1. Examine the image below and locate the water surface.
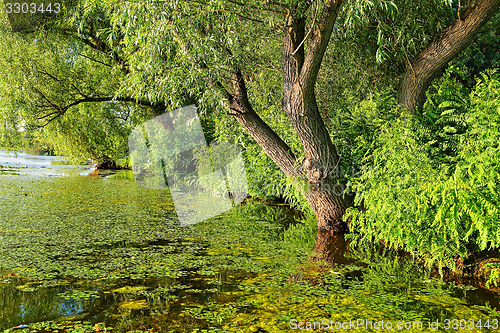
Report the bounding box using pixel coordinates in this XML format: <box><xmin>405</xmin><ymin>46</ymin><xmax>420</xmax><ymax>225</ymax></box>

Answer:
<box><xmin>1</xmin><ymin>152</ymin><xmax>500</xmax><ymax>332</ymax></box>
<box><xmin>0</xmin><ymin>149</ymin><xmax>94</xmax><ymax>176</ymax></box>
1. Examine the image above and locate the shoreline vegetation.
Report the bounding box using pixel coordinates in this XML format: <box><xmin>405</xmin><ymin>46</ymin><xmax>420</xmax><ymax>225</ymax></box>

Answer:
<box><xmin>4</xmin><ymin>164</ymin><xmax>499</xmax><ymax>301</ymax></box>
<box><xmin>1</xmin><ymin>0</ymin><xmax>500</xmax><ymax>331</ymax></box>
<box><xmin>0</xmin><ymin>161</ymin><xmax>500</xmax><ymax>293</ymax></box>
<box><xmin>2</xmin><ymin>148</ymin><xmax>500</xmax><ymax>293</ymax></box>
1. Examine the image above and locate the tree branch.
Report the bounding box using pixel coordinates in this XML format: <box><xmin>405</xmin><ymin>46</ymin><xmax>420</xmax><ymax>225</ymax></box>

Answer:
<box><xmin>36</xmin><ymin>70</ymin><xmax>89</xmax><ymax>99</ymax></box>
<box><xmin>299</xmin><ymin>0</ymin><xmax>344</xmax><ymax>97</ymax></box>
<box><xmin>78</xmin><ymin>53</ymin><xmax>113</xmax><ymax>68</ymax></box>
<box><xmin>398</xmin><ymin>0</ymin><xmax>500</xmax><ymax>113</ymax></box>
<box><xmin>229</xmin><ymin>69</ymin><xmax>301</xmax><ymax>177</ymax></box>
<box><xmin>68</xmin><ymin>32</ymin><xmax>130</xmax><ymax>74</ymax></box>
<box><xmin>35</xmin><ymin>94</ymin><xmax>164</xmax><ymax>127</ymax></box>
<box><xmin>224</xmin><ymin>0</ymin><xmax>288</xmax><ymax>15</ymax></box>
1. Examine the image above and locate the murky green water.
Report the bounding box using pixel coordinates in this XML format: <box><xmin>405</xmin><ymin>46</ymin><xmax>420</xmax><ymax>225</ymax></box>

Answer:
<box><xmin>1</xmin><ymin>167</ymin><xmax>500</xmax><ymax>332</ymax></box>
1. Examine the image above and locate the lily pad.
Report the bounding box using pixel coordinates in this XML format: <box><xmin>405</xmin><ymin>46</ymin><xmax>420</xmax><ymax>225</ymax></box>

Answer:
<box><xmin>15</xmin><ymin>284</ymin><xmax>35</xmax><ymax>292</ymax></box>
<box><xmin>112</xmin><ymin>286</ymin><xmax>148</xmax><ymax>294</ymax></box>
<box><xmin>119</xmin><ymin>299</ymin><xmax>148</xmax><ymax>310</ymax></box>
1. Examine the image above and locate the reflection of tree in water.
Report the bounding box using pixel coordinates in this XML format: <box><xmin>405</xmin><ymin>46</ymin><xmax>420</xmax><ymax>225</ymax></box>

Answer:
<box><xmin>289</xmin><ymin>231</ymin><xmax>356</xmax><ymax>283</ymax></box>
<box><xmin>295</xmin><ymin>232</ymin><xmax>500</xmax><ymax>312</ymax></box>
<box><xmin>309</xmin><ymin>231</ymin><xmax>356</xmax><ymax>265</ymax></box>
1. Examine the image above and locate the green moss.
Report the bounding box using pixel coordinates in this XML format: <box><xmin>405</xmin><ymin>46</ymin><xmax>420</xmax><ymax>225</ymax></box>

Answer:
<box><xmin>50</xmin><ymin>160</ymin><xmax>71</xmax><ymax>165</ymax></box>
<box><xmin>119</xmin><ymin>300</ymin><xmax>148</xmax><ymax>310</ymax></box>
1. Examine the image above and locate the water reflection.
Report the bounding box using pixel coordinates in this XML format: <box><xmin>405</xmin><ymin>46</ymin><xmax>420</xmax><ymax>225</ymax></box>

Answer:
<box><xmin>309</xmin><ymin>231</ymin><xmax>500</xmax><ymax>310</ymax></box>
<box><xmin>0</xmin><ymin>150</ymin><xmax>95</xmax><ymax>176</ymax></box>
<box><xmin>310</xmin><ymin>230</ymin><xmax>356</xmax><ymax>265</ymax></box>
<box><xmin>0</xmin><ymin>268</ymin><xmax>253</xmax><ymax>331</ymax></box>
<box><xmin>0</xmin><ymin>278</ymin><xmax>96</xmax><ymax>330</ymax></box>
<box><xmin>2</xmin><ymin>155</ymin><xmax>500</xmax><ymax>331</ymax></box>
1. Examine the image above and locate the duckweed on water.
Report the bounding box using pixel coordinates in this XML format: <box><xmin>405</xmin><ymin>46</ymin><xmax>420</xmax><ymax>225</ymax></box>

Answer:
<box><xmin>1</xmin><ymin>173</ymin><xmax>500</xmax><ymax>332</ymax></box>
<box><xmin>5</xmin><ymin>321</ymin><xmax>114</xmax><ymax>332</ymax></box>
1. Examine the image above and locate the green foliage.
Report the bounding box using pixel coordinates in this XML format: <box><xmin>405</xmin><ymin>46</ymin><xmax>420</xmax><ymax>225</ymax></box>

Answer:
<box><xmin>350</xmin><ymin>245</ymin><xmax>433</xmax><ymax>291</ymax></box>
<box><xmin>330</xmin><ymin>90</ymin><xmax>401</xmax><ymax>170</ymax></box>
<box><xmin>481</xmin><ymin>260</ymin><xmax>500</xmax><ymax>288</ymax></box>
<box><xmin>38</xmin><ymin>102</ymin><xmax>133</xmax><ymax>165</ymax></box>
<box><xmin>0</xmin><ymin>13</ymin><xmax>147</xmax><ymax>164</ymax></box>
<box><xmin>0</xmin><ymin>0</ymin><xmax>471</xmax><ymax>171</ymax></box>
<box><xmin>345</xmin><ymin>70</ymin><xmax>500</xmax><ymax>272</ymax></box>
<box><xmin>339</xmin><ymin>0</ymin><xmax>456</xmax><ymax>73</ymax></box>
<box><xmin>344</xmin><ymin>242</ymin><xmax>461</xmax><ymax>320</ymax></box>
<box><xmin>1</xmin><ymin>172</ymin><xmax>499</xmax><ymax>332</ymax></box>
<box><xmin>419</xmin><ymin>70</ymin><xmax>471</xmax><ymax>166</ymax></box>
<box><xmin>446</xmin><ymin>13</ymin><xmax>500</xmax><ymax>89</ymax></box>
<box><xmin>282</xmin><ymin>213</ymin><xmax>318</xmax><ymax>254</ymax></box>
<box><xmin>0</xmin><ymin>113</ymin><xmax>22</xmax><ymax>149</ymax></box>
<box><xmin>1</xmin><ymin>1</ymin><xmax>499</xmax><ymax>268</ymax></box>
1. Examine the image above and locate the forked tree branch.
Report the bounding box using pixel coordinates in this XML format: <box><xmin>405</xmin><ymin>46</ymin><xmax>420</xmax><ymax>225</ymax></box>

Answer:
<box><xmin>299</xmin><ymin>0</ymin><xmax>344</xmax><ymax>97</ymax></box>
<box><xmin>35</xmin><ymin>94</ymin><xmax>164</xmax><ymax>127</ymax></box>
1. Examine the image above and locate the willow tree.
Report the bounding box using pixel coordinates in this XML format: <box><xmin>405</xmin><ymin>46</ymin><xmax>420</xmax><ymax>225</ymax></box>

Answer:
<box><xmin>91</xmin><ymin>0</ymin><xmax>497</xmax><ymax>232</ymax></box>
<box><xmin>398</xmin><ymin>0</ymin><xmax>500</xmax><ymax>112</ymax></box>
<box><xmin>0</xmin><ymin>7</ymin><xmax>167</xmax><ymax>163</ymax></box>
<box><xmin>99</xmin><ymin>0</ymin><xmax>358</xmax><ymax>232</ymax></box>
<box><xmin>2</xmin><ymin>0</ymin><xmax>500</xmax><ymax>232</ymax></box>
<box><xmin>3</xmin><ymin>0</ymin><xmax>357</xmax><ymax>232</ymax></box>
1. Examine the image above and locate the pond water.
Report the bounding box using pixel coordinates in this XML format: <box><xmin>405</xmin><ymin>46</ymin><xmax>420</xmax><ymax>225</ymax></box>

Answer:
<box><xmin>1</xmin><ymin>152</ymin><xmax>500</xmax><ymax>332</ymax></box>
<box><xmin>0</xmin><ymin>150</ymin><xmax>95</xmax><ymax>176</ymax></box>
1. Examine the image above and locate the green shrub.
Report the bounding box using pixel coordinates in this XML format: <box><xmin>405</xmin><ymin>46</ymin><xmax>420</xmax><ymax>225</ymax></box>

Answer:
<box><xmin>282</xmin><ymin>213</ymin><xmax>318</xmax><ymax>254</ymax></box>
<box><xmin>345</xmin><ymin>70</ymin><xmax>500</xmax><ymax>272</ymax></box>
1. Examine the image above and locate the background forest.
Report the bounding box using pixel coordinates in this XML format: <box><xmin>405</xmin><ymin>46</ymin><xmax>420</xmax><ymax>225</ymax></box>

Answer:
<box><xmin>1</xmin><ymin>0</ymin><xmax>500</xmax><ymax>275</ymax></box>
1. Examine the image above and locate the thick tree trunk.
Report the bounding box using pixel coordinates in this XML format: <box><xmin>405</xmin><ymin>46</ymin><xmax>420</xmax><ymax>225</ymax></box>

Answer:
<box><xmin>305</xmin><ymin>184</ymin><xmax>353</xmax><ymax>233</ymax></box>
<box><xmin>309</xmin><ymin>231</ymin><xmax>354</xmax><ymax>265</ymax></box>
<box><xmin>281</xmin><ymin>0</ymin><xmax>352</xmax><ymax>233</ymax></box>
<box><xmin>227</xmin><ymin>69</ymin><xmax>352</xmax><ymax>232</ymax></box>
<box><xmin>398</xmin><ymin>0</ymin><xmax>500</xmax><ymax>113</ymax></box>
<box><xmin>215</xmin><ymin>0</ymin><xmax>352</xmax><ymax>233</ymax></box>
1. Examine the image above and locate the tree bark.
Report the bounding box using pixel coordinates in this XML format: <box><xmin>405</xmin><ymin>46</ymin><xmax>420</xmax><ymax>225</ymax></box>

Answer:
<box><xmin>398</xmin><ymin>0</ymin><xmax>500</xmax><ymax>113</ymax></box>
<box><xmin>228</xmin><ymin>70</ymin><xmax>301</xmax><ymax>178</ymax></box>
<box><xmin>309</xmin><ymin>230</ymin><xmax>354</xmax><ymax>265</ymax></box>
<box><xmin>212</xmin><ymin>0</ymin><xmax>352</xmax><ymax>233</ymax></box>
<box><xmin>281</xmin><ymin>0</ymin><xmax>352</xmax><ymax>233</ymax></box>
